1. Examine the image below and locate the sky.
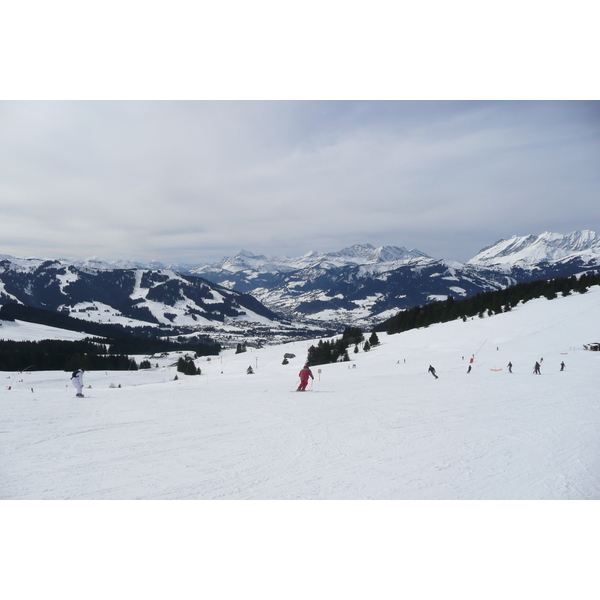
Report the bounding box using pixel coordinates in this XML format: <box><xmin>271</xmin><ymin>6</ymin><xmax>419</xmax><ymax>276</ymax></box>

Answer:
<box><xmin>1</xmin><ymin>100</ymin><xmax>599</xmax><ymax>265</ymax></box>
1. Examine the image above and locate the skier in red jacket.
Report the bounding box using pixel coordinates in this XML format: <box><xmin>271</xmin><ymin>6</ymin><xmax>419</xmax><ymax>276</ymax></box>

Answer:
<box><xmin>297</xmin><ymin>365</ymin><xmax>314</xmax><ymax>391</ymax></box>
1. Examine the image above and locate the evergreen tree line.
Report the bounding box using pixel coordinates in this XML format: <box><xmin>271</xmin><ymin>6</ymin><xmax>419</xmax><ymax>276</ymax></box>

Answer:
<box><xmin>105</xmin><ymin>336</ymin><xmax>220</xmax><ymax>357</ymax></box>
<box><xmin>306</xmin><ymin>328</ymin><xmax>380</xmax><ymax>366</ymax></box>
<box><xmin>376</xmin><ymin>271</ymin><xmax>600</xmax><ymax>336</ymax></box>
<box><xmin>0</xmin><ymin>339</ymin><xmax>139</xmax><ymax>372</ymax></box>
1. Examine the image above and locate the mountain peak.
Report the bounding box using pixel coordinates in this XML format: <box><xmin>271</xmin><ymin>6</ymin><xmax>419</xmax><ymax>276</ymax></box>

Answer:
<box><xmin>468</xmin><ymin>230</ymin><xmax>600</xmax><ymax>268</ymax></box>
<box><xmin>325</xmin><ymin>244</ymin><xmax>432</xmax><ymax>265</ymax></box>
<box><xmin>338</xmin><ymin>243</ymin><xmax>376</xmax><ymax>256</ymax></box>
<box><xmin>238</xmin><ymin>250</ymin><xmax>257</xmax><ymax>258</ymax></box>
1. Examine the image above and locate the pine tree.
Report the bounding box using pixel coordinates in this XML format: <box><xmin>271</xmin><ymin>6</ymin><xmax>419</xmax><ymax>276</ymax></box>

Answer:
<box><xmin>342</xmin><ymin>327</ymin><xmax>364</xmax><ymax>345</ymax></box>
<box><xmin>177</xmin><ymin>355</ymin><xmax>199</xmax><ymax>375</ymax></box>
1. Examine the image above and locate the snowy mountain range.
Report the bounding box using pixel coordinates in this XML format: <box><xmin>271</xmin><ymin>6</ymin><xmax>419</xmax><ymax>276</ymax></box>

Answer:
<box><xmin>190</xmin><ymin>231</ymin><xmax>600</xmax><ymax>325</ymax></box>
<box><xmin>0</xmin><ymin>259</ymin><xmax>280</xmax><ymax>330</ymax></box>
<box><xmin>1</xmin><ymin>231</ymin><xmax>599</xmax><ymax>332</ymax></box>
<box><xmin>191</xmin><ymin>244</ymin><xmax>431</xmax><ymax>279</ymax></box>
<box><xmin>468</xmin><ymin>230</ymin><xmax>600</xmax><ymax>268</ymax></box>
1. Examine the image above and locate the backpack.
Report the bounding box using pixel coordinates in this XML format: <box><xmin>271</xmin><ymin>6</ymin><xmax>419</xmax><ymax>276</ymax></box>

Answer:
<box><xmin>71</xmin><ymin>370</ymin><xmax>79</xmax><ymax>379</ymax></box>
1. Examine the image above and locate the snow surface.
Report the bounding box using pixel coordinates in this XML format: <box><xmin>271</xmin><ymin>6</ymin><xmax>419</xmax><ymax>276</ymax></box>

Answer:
<box><xmin>60</xmin><ymin>301</ymin><xmax>154</xmax><ymax>328</ymax></box>
<box><xmin>3</xmin><ymin>286</ymin><xmax>600</xmax><ymax>500</ymax></box>
<box><xmin>0</xmin><ymin>319</ymin><xmax>92</xmax><ymax>342</ymax></box>
<box><xmin>468</xmin><ymin>229</ymin><xmax>600</xmax><ymax>268</ymax></box>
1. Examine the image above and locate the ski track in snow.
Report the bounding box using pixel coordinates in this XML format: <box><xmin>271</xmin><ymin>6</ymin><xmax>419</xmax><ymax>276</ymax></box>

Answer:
<box><xmin>2</xmin><ymin>288</ymin><xmax>600</xmax><ymax>499</ymax></box>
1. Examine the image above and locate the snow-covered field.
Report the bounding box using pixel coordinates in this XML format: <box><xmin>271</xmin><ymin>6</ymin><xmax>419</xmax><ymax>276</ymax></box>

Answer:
<box><xmin>3</xmin><ymin>287</ymin><xmax>600</xmax><ymax>500</ymax></box>
<box><xmin>4</xmin><ymin>287</ymin><xmax>600</xmax><ymax>599</ymax></box>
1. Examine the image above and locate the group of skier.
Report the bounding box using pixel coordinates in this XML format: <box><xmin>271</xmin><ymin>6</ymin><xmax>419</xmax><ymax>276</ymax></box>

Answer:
<box><xmin>464</xmin><ymin>358</ymin><xmax>565</xmax><ymax>376</ymax></box>
<box><xmin>427</xmin><ymin>358</ymin><xmax>567</xmax><ymax>379</ymax></box>
<box><xmin>67</xmin><ymin>354</ymin><xmax>569</xmax><ymax>398</ymax></box>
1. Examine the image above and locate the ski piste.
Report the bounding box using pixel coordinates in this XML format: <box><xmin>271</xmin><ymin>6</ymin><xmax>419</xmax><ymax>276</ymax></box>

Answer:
<box><xmin>2</xmin><ymin>285</ymin><xmax>600</xmax><ymax>502</ymax></box>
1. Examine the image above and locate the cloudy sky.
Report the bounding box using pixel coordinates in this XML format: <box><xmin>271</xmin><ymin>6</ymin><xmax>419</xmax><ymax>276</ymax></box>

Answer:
<box><xmin>1</xmin><ymin>100</ymin><xmax>598</xmax><ymax>265</ymax></box>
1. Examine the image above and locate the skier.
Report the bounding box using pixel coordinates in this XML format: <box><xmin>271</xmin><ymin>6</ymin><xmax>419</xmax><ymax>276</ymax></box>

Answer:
<box><xmin>533</xmin><ymin>361</ymin><xmax>541</xmax><ymax>375</ymax></box>
<box><xmin>71</xmin><ymin>368</ymin><xmax>85</xmax><ymax>397</ymax></box>
<box><xmin>560</xmin><ymin>361</ymin><xmax>566</xmax><ymax>371</ymax></box>
<box><xmin>428</xmin><ymin>365</ymin><xmax>438</xmax><ymax>379</ymax></box>
<box><xmin>507</xmin><ymin>361</ymin><xmax>513</xmax><ymax>373</ymax></box>
<box><xmin>466</xmin><ymin>365</ymin><xmax>472</xmax><ymax>374</ymax></box>
<box><xmin>297</xmin><ymin>364</ymin><xmax>314</xmax><ymax>391</ymax></box>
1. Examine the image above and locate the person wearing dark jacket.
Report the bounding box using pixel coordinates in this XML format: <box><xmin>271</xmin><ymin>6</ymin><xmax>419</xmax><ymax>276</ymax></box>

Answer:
<box><xmin>428</xmin><ymin>365</ymin><xmax>438</xmax><ymax>379</ymax></box>
<box><xmin>297</xmin><ymin>365</ymin><xmax>314</xmax><ymax>391</ymax></box>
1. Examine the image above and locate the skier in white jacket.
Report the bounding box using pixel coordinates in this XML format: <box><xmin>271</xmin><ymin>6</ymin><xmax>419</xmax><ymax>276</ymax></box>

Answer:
<box><xmin>71</xmin><ymin>368</ymin><xmax>85</xmax><ymax>397</ymax></box>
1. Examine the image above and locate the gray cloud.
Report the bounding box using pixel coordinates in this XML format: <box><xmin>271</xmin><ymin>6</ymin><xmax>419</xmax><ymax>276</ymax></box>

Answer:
<box><xmin>1</xmin><ymin>101</ymin><xmax>598</xmax><ymax>263</ymax></box>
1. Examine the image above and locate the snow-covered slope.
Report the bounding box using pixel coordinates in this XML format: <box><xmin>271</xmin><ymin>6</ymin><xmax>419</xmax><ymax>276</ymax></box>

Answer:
<box><xmin>3</xmin><ymin>285</ymin><xmax>599</xmax><ymax>500</ymax></box>
<box><xmin>0</xmin><ymin>319</ymin><xmax>92</xmax><ymax>342</ymax></box>
<box><xmin>468</xmin><ymin>230</ymin><xmax>600</xmax><ymax>269</ymax></box>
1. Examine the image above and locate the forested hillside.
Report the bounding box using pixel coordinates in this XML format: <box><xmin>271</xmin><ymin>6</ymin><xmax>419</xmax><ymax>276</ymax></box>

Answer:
<box><xmin>0</xmin><ymin>303</ymin><xmax>221</xmax><ymax>371</ymax></box>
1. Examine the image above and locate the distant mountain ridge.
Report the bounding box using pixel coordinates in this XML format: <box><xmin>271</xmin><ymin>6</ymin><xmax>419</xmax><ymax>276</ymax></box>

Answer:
<box><xmin>190</xmin><ymin>232</ymin><xmax>600</xmax><ymax>325</ymax></box>
<box><xmin>0</xmin><ymin>259</ymin><xmax>280</xmax><ymax>330</ymax></box>
<box><xmin>1</xmin><ymin>231</ymin><xmax>599</xmax><ymax>331</ymax></box>
<box><xmin>0</xmin><ymin>254</ymin><xmax>199</xmax><ymax>274</ymax></box>
<box><xmin>192</xmin><ymin>243</ymin><xmax>431</xmax><ymax>277</ymax></box>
